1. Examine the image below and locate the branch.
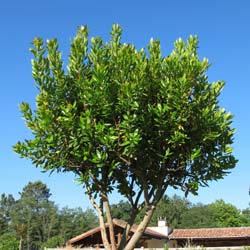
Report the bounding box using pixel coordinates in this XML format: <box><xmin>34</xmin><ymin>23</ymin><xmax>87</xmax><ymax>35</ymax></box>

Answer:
<box><xmin>102</xmin><ymin>194</ymin><xmax>117</xmax><ymax>250</ymax></box>
<box><xmin>86</xmin><ymin>184</ymin><xmax>111</xmax><ymax>250</ymax></box>
<box><xmin>118</xmin><ymin>155</ymin><xmax>131</xmax><ymax>165</ymax></box>
<box><xmin>134</xmin><ymin>188</ymin><xmax>143</xmax><ymax>208</ymax></box>
<box><xmin>85</xmin><ymin>184</ymin><xmax>102</xmax><ymax>217</ymax></box>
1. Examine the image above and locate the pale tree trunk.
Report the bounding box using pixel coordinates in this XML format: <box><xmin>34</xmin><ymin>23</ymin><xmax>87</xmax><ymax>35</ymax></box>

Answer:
<box><xmin>19</xmin><ymin>238</ymin><xmax>22</xmax><ymax>250</ymax></box>
<box><xmin>99</xmin><ymin>212</ymin><xmax>111</xmax><ymax>250</ymax></box>
<box><xmin>87</xmin><ymin>185</ymin><xmax>111</xmax><ymax>250</ymax></box>
<box><xmin>27</xmin><ymin>232</ymin><xmax>30</xmax><ymax>250</ymax></box>
<box><xmin>123</xmin><ymin>184</ymin><xmax>167</xmax><ymax>250</ymax></box>
<box><xmin>103</xmin><ymin>197</ymin><xmax>117</xmax><ymax>250</ymax></box>
<box><xmin>124</xmin><ymin>205</ymin><xmax>156</xmax><ymax>250</ymax></box>
<box><xmin>118</xmin><ymin>208</ymin><xmax>137</xmax><ymax>250</ymax></box>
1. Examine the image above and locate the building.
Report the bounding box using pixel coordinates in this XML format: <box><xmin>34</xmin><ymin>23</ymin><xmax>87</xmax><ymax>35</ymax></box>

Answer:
<box><xmin>169</xmin><ymin>227</ymin><xmax>250</xmax><ymax>247</ymax></box>
<box><xmin>66</xmin><ymin>219</ymin><xmax>169</xmax><ymax>249</ymax></box>
<box><xmin>66</xmin><ymin>219</ymin><xmax>250</xmax><ymax>249</ymax></box>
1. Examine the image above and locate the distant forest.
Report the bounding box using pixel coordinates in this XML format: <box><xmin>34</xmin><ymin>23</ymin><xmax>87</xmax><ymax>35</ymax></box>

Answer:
<box><xmin>1</xmin><ymin>181</ymin><xmax>250</xmax><ymax>250</ymax></box>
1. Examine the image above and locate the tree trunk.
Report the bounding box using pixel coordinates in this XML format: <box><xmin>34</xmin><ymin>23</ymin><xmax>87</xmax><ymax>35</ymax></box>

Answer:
<box><xmin>87</xmin><ymin>187</ymin><xmax>111</xmax><ymax>250</ymax></box>
<box><xmin>103</xmin><ymin>198</ymin><xmax>117</xmax><ymax>250</ymax></box>
<box><xmin>124</xmin><ymin>205</ymin><xmax>156</xmax><ymax>250</ymax></box>
<box><xmin>118</xmin><ymin>208</ymin><xmax>137</xmax><ymax>250</ymax></box>
<box><xmin>98</xmin><ymin>211</ymin><xmax>111</xmax><ymax>250</ymax></box>
<box><xmin>27</xmin><ymin>232</ymin><xmax>30</xmax><ymax>250</ymax></box>
<box><xmin>19</xmin><ymin>238</ymin><xmax>22</xmax><ymax>250</ymax></box>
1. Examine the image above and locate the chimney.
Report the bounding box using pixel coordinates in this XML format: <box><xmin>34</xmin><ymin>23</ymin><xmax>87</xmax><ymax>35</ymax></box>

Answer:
<box><xmin>158</xmin><ymin>217</ymin><xmax>167</xmax><ymax>227</ymax></box>
<box><xmin>148</xmin><ymin>217</ymin><xmax>172</xmax><ymax>236</ymax></box>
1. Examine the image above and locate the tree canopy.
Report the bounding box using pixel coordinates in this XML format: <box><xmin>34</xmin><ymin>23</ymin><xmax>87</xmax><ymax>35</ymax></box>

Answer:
<box><xmin>14</xmin><ymin>24</ymin><xmax>237</xmax><ymax>250</ymax></box>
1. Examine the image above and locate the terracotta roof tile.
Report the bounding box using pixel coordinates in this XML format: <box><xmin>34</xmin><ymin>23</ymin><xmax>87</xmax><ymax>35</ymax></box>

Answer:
<box><xmin>169</xmin><ymin>227</ymin><xmax>250</xmax><ymax>239</ymax></box>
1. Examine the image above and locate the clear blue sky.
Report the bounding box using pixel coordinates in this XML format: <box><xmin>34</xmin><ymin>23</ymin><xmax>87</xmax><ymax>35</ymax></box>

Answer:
<box><xmin>1</xmin><ymin>0</ymin><xmax>250</xmax><ymax>210</ymax></box>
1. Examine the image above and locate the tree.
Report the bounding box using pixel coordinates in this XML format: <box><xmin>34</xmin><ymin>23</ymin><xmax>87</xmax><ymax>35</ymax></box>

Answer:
<box><xmin>241</xmin><ymin>208</ymin><xmax>250</xmax><ymax>226</ymax></box>
<box><xmin>0</xmin><ymin>181</ymin><xmax>97</xmax><ymax>250</ymax></box>
<box><xmin>0</xmin><ymin>193</ymin><xmax>15</xmax><ymax>235</ymax></box>
<box><xmin>10</xmin><ymin>181</ymin><xmax>58</xmax><ymax>250</ymax></box>
<box><xmin>151</xmin><ymin>195</ymin><xmax>191</xmax><ymax>228</ymax></box>
<box><xmin>111</xmin><ymin>200</ymin><xmax>132</xmax><ymax>222</ymax></box>
<box><xmin>56</xmin><ymin>207</ymin><xmax>98</xmax><ymax>242</ymax></box>
<box><xmin>208</xmin><ymin>200</ymin><xmax>244</xmax><ymax>227</ymax></box>
<box><xmin>41</xmin><ymin>235</ymin><xmax>65</xmax><ymax>249</ymax></box>
<box><xmin>80</xmin><ymin>207</ymin><xmax>98</xmax><ymax>232</ymax></box>
<box><xmin>0</xmin><ymin>232</ymin><xmax>19</xmax><ymax>250</ymax></box>
<box><xmin>179</xmin><ymin>203</ymin><xmax>216</xmax><ymax>228</ymax></box>
<box><xmin>14</xmin><ymin>24</ymin><xmax>237</xmax><ymax>250</ymax></box>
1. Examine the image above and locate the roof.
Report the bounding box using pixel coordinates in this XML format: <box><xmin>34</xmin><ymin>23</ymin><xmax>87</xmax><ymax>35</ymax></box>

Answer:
<box><xmin>169</xmin><ymin>227</ymin><xmax>250</xmax><ymax>240</ymax></box>
<box><xmin>67</xmin><ymin>219</ymin><xmax>168</xmax><ymax>245</ymax></box>
<box><xmin>67</xmin><ymin>224</ymin><xmax>109</xmax><ymax>244</ymax></box>
<box><xmin>113</xmin><ymin>219</ymin><xmax>168</xmax><ymax>239</ymax></box>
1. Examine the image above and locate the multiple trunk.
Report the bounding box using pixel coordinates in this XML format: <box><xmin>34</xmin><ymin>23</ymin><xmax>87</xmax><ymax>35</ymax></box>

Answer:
<box><xmin>96</xmin><ymin>203</ymin><xmax>156</xmax><ymax>250</ymax></box>
<box><xmin>86</xmin><ymin>170</ymin><xmax>167</xmax><ymax>250</ymax></box>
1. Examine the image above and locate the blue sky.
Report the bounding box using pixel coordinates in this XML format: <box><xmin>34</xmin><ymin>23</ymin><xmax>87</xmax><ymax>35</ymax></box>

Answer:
<box><xmin>1</xmin><ymin>0</ymin><xmax>250</xmax><ymax>210</ymax></box>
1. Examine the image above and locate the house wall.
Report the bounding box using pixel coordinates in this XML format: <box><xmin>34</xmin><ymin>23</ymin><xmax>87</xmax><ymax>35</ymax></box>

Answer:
<box><xmin>45</xmin><ymin>247</ymin><xmax>248</xmax><ymax>250</ymax></box>
<box><xmin>168</xmin><ymin>239</ymin><xmax>178</xmax><ymax>248</ymax></box>
<box><xmin>145</xmin><ymin>238</ymin><xmax>167</xmax><ymax>248</ymax></box>
<box><xmin>171</xmin><ymin>238</ymin><xmax>250</xmax><ymax>247</ymax></box>
<box><xmin>169</xmin><ymin>247</ymin><xmax>247</xmax><ymax>250</ymax></box>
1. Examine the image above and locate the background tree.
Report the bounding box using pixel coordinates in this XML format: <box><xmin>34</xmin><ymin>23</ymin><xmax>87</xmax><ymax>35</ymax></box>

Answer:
<box><xmin>14</xmin><ymin>24</ymin><xmax>237</xmax><ymax>250</ymax></box>
<box><xmin>241</xmin><ymin>208</ymin><xmax>250</xmax><ymax>226</ymax></box>
<box><xmin>0</xmin><ymin>193</ymin><xmax>15</xmax><ymax>235</ymax></box>
<box><xmin>10</xmin><ymin>181</ymin><xmax>58</xmax><ymax>250</ymax></box>
<box><xmin>0</xmin><ymin>232</ymin><xmax>19</xmax><ymax>250</ymax></box>
<box><xmin>151</xmin><ymin>195</ymin><xmax>191</xmax><ymax>228</ymax></box>
<box><xmin>41</xmin><ymin>235</ymin><xmax>65</xmax><ymax>249</ymax></box>
<box><xmin>56</xmin><ymin>207</ymin><xmax>98</xmax><ymax>242</ymax></box>
<box><xmin>208</xmin><ymin>200</ymin><xmax>245</xmax><ymax>227</ymax></box>
<box><xmin>0</xmin><ymin>181</ymin><xmax>98</xmax><ymax>250</ymax></box>
<box><xmin>179</xmin><ymin>203</ymin><xmax>215</xmax><ymax>228</ymax></box>
<box><xmin>106</xmin><ymin>196</ymin><xmax>250</xmax><ymax>229</ymax></box>
<box><xmin>110</xmin><ymin>200</ymin><xmax>132</xmax><ymax>222</ymax></box>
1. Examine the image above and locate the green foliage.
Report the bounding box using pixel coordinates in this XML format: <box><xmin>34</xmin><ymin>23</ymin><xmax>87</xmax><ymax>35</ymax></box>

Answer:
<box><xmin>151</xmin><ymin>195</ymin><xmax>191</xmax><ymax>227</ymax></box>
<box><xmin>179</xmin><ymin>203</ymin><xmax>216</xmax><ymax>228</ymax></box>
<box><xmin>110</xmin><ymin>200</ymin><xmax>132</xmax><ymax>221</ymax></box>
<box><xmin>10</xmin><ymin>181</ymin><xmax>57</xmax><ymax>250</ymax></box>
<box><xmin>1</xmin><ymin>181</ymin><xmax>98</xmax><ymax>250</ymax></box>
<box><xmin>112</xmin><ymin>195</ymin><xmax>249</xmax><ymax>229</ymax></box>
<box><xmin>41</xmin><ymin>235</ymin><xmax>64</xmax><ymax>248</ymax></box>
<box><xmin>241</xmin><ymin>208</ymin><xmax>250</xmax><ymax>226</ymax></box>
<box><xmin>57</xmin><ymin>207</ymin><xmax>98</xmax><ymax>242</ymax></box>
<box><xmin>154</xmin><ymin>197</ymin><xmax>248</xmax><ymax>228</ymax></box>
<box><xmin>0</xmin><ymin>193</ymin><xmax>15</xmax><ymax>234</ymax></box>
<box><xmin>208</xmin><ymin>199</ymin><xmax>245</xmax><ymax>227</ymax></box>
<box><xmin>0</xmin><ymin>232</ymin><xmax>19</xmax><ymax>250</ymax></box>
<box><xmin>14</xmin><ymin>24</ymin><xmax>236</xmax><ymax>200</ymax></box>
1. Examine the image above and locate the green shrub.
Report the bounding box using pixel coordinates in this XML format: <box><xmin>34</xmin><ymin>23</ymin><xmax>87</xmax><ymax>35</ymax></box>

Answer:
<box><xmin>0</xmin><ymin>232</ymin><xmax>19</xmax><ymax>250</ymax></box>
<box><xmin>41</xmin><ymin>235</ymin><xmax>65</xmax><ymax>249</ymax></box>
